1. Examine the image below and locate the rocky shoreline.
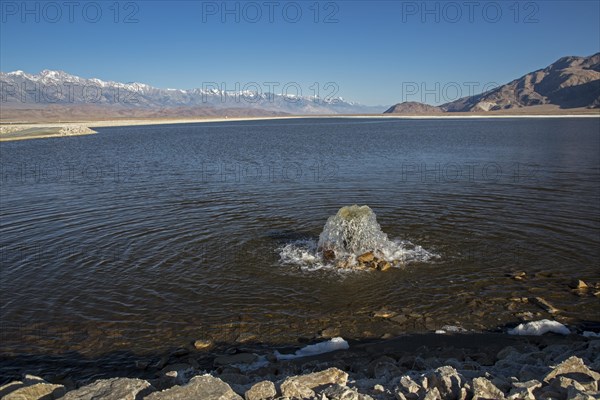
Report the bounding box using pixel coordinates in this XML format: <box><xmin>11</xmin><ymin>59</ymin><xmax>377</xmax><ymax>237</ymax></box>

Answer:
<box><xmin>1</xmin><ymin>331</ymin><xmax>598</xmax><ymax>400</ymax></box>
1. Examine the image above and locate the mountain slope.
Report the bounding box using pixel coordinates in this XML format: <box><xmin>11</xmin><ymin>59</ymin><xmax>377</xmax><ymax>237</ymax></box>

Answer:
<box><xmin>385</xmin><ymin>53</ymin><xmax>600</xmax><ymax>114</ymax></box>
<box><xmin>442</xmin><ymin>53</ymin><xmax>600</xmax><ymax>112</ymax></box>
<box><xmin>0</xmin><ymin>70</ymin><xmax>386</xmax><ymax>115</ymax></box>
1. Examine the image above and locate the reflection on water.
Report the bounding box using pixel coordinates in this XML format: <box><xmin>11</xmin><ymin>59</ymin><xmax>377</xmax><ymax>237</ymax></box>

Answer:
<box><xmin>0</xmin><ymin>118</ymin><xmax>599</xmax><ymax>360</ymax></box>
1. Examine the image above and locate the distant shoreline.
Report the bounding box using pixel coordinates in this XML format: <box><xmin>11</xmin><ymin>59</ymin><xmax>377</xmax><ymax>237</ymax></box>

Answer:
<box><xmin>1</xmin><ymin>113</ymin><xmax>598</xmax><ymax>142</ymax></box>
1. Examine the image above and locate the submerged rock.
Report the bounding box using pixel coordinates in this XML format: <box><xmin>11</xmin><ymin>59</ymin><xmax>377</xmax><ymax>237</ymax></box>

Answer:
<box><xmin>530</xmin><ymin>297</ymin><xmax>560</xmax><ymax>314</ymax></box>
<box><xmin>569</xmin><ymin>279</ymin><xmax>589</xmax><ymax>290</ymax></box>
<box><xmin>193</xmin><ymin>339</ymin><xmax>214</xmax><ymax>351</ymax></box>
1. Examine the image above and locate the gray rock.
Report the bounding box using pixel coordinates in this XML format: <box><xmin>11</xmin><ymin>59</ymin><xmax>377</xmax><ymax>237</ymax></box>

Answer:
<box><xmin>529</xmin><ymin>297</ymin><xmax>560</xmax><ymax>314</ymax></box>
<box><xmin>566</xmin><ymin>386</ymin><xmax>597</xmax><ymax>400</ymax></box>
<box><xmin>544</xmin><ymin>356</ymin><xmax>600</xmax><ymax>383</ymax></box>
<box><xmin>541</xmin><ymin>344</ymin><xmax>572</xmax><ymax>364</ymax></box>
<box><xmin>0</xmin><ymin>381</ymin><xmax>25</xmax><ymax>398</ymax></box>
<box><xmin>422</xmin><ymin>387</ymin><xmax>441</xmax><ymax>400</ymax></box>
<box><xmin>472</xmin><ymin>377</ymin><xmax>506</xmax><ymax>400</ymax></box>
<box><xmin>550</xmin><ymin>376</ymin><xmax>586</xmax><ymax>395</ymax></box>
<box><xmin>60</xmin><ymin>378</ymin><xmax>152</xmax><ymax>400</ymax></box>
<box><xmin>518</xmin><ymin>364</ymin><xmax>549</xmax><ymax>382</ymax></box>
<box><xmin>280</xmin><ymin>367</ymin><xmax>348</xmax><ymax>399</ymax></box>
<box><xmin>2</xmin><ymin>383</ymin><xmax>65</xmax><ymax>400</ymax></box>
<box><xmin>425</xmin><ymin>366</ymin><xmax>464</xmax><ymax>399</ymax></box>
<box><xmin>394</xmin><ymin>375</ymin><xmax>421</xmax><ymax>400</ymax></box>
<box><xmin>244</xmin><ymin>380</ymin><xmax>276</xmax><ymax>400</ymax></box>
<box><xmin>146</xmin><ymin>375</ymin><xmax>242</xmax><ymax>400</ymax></box>
<box><xmin>193</xmin><ymin>339</ymin><xmax>214</xmax><ymax>350</ymax></box>
<box><xmin>507</xmin><ymin>380</ymin><xmax>541</xmax><ymax>400</ymax></box>
<box><xmin>490</xmin><ymin>376</ymin><xmax>512</xmax><ymax>394</ymax></box>
<box><xmin>320</xmin><ymin>384</ymin><xmax>374</xmax><ymax>400</ymax></box>
<box><xmin>494</xmin><ymin>360</ymin><xmax>523</xmax><ymax>377</ymax></box>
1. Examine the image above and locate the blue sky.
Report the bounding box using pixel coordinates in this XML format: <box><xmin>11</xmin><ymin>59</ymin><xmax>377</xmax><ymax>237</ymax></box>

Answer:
<box><xmin>1</xmin><ymin>0</ymin><xmax>599</xmax><ymax>105</ymax></box>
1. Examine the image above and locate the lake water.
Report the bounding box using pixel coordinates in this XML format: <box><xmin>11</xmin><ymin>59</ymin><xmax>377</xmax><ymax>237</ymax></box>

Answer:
<box><xmin>1</xmin><ymin>118</ymin><xmax>599</xmax><ymax>371</ymax></box>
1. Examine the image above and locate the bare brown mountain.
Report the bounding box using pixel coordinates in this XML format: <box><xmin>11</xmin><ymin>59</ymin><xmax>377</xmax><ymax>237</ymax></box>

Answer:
<box><xmin>385</xmin><ymin>53</ymin><xmax>600</xmax><ymax>114</ymax></box>
<box><xmin>383</xmin><ymin>102</ymin><xmax>442</xmax><ymax>114</ymax></box>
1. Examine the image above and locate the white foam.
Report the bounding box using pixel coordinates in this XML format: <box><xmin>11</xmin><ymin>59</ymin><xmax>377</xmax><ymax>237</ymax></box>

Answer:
<box><xmin>508</xmin><ymin>319</ymin><xmax>570</xmax><ymax>336</ymax></box>
<box><xmin>275</xmin><ymin>337</ymin><xmax>350</xmax><ymax>360</ymax></box>
<box><xmin>277</xmin><ymin>238</ymin><xmax>436</xmax><ymax>272</ymax></box>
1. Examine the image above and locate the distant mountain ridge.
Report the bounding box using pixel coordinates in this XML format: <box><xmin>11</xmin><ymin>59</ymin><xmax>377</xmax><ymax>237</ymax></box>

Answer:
<box><xmin>385</xmin><ymin>53</ymin><xmax>600</xmax><ymax>114</ymax></box>
<box><xmin>0</xmin><ymin>70</ymin><xmax>385</xmax><ymax>115</ymax></box>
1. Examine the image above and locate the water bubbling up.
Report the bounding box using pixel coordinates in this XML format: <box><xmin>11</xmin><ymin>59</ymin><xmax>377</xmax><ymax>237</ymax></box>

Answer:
<box><xmin>278</xmin><ymin>205</ymin><xmax>436</xmax><ymax>271</ymax></box>
<box><xmin>318</xmin><ymin>205</ymin><xmax>391</xmax><ymax>258</ymax></box>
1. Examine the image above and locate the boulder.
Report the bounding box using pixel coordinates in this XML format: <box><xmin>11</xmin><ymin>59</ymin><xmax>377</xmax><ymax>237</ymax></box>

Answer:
<box><xmin>543</xmin><ymin>356</ymin><xmax>600</xmax><ymax>383</ymax></box>
<box><xmin>60</xmin><ymin>378</ymin><xmax>153</xmax><ymax>400</ymax></box>
<box><xmin>519</xmin><ymin>364</ymin><xmax>550</xmax><ymax>382</ymax></box>
<box><xmin>244</xmin><ymin>381</ymin><xmax>276</xmax><ymax>400</ymax></box>
<box><xmin>422</xmin><ymin>387</ymin><xmax>442</xmax><ymax>400</ymax></box>
<box><xmin>0</xmin><ymin>381</ymin><xmax>25</xmax><ymax>398</ymax></box>
<box><xmin>507</xmin><ymin>380</ymin><xmax>541</xmax><ymax>400</ymax></box>
<box><xmin>549</xmin><ymin>376</ymin><xmax>587</xmax><ymax>396</ymax></box>
<box><xmin>377</xmin><ymin>260</ymin><xmax>392</xmax><ymax>271</ymax></box>
<box><xmin>2</xmin><ymin>383</ymin><xmax>66</xmax><ymax>400</ymax></box>
<box><xmin>472</xmin><ymin>377</ymin><xmax>506</xmax><ymax>400</ymax></box>
<box><xmin>529</xmin><ymin>297</ymin><xmax>560</xmax><ymax>314</ymax></box>
<box><xmin>372</xmin><ymin>308</ymin><xmax>397</xmax><ymax>319</ymax></box>
<box><xmin>357</xmin><ymin>252</ymin><xmax>375</xmax><ymax>263</ymax></box>
<box><xmin>395</xmin><ymin>375</ymin><xmax>422</xmax><ymax>400</ymax></box>
<box><xmin>425</xmin><ymin>366</ymin><xmax>464</xmax><ymax>399</ymax></box>
<box><xmin>280</xmin><ymin>367</ymin><xmax>348</xmax><ymax>399</ymax></box>
<box><xmin>320</xmin><ymin>384</ymin><xmax>374</xmax><ymax>400</ymax></box>
<box><xmin>569</xmin><ymin>280</ymin><xmax>589</xmax><ymax>289</ymax></box>
<box><xmin>146</xmin><ymin>375</ymin><xmax>242</xmax><ymax>400</ymax></box>
<box><xmin>193</xmin><ymin>339</ymin><xmax>214</xmax><ymax>350</ymax></box>
<box><xmin>567</xmin><ymin>386</ymin><xmax>597</xmax><ymax>400</ymax></box>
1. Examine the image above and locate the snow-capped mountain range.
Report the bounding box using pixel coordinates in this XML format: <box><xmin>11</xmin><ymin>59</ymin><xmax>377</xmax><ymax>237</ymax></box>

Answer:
<box><xmin>0</xmin><ymin>70</ymin><xmax>385</xmax><ymax>114</ymax></box>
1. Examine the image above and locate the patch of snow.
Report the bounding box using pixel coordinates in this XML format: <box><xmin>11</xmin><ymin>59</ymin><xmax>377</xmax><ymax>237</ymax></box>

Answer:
<box><xmin>275</xmin><ymin>337</ymin><xmax>349</xmax><ymax>360</ymax></box>
<box><xmin>508</xmin><ymin>319</ymin><xmax>570</xmax><ymax>336</ymax></box>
